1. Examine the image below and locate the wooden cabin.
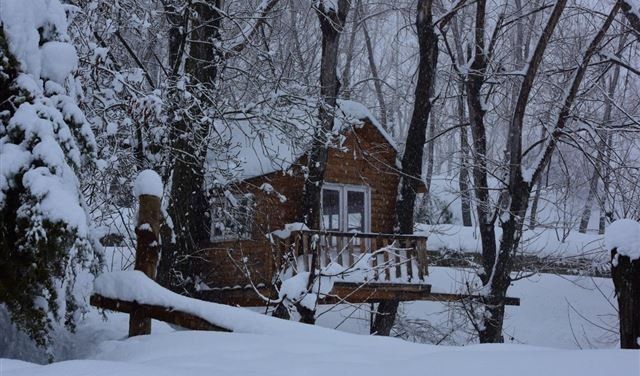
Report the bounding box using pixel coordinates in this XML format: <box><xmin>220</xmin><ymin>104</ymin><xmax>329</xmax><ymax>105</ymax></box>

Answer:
<box><xmin>195</xmin><ymin>101</ymin><xmax>432</xmax><ymax>306</ymax></box>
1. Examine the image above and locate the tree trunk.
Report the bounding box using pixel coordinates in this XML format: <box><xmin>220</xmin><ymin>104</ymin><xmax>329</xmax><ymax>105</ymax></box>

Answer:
<box><xmin>611</xmin><ymin>248</ymin><xmax>640</xmax><ymax>349</ymax></box>
<box><xmin>298</xmin><ymin>0</ymin><xmax>350</xmax><ymax>325</ymax></box>
<box><xmin>581</xmin><ymin>52</ymin><xmax>623</xmax><ymax>233</ymax></box>
<box><xmin>340</xmin><ymin>0</ymin><xmax>360</xmax><ymax>99</ymax></box>
<box><xmin>372</xmin><ymin>0</ymin><xmax>439</xmax><ymax>337</ymax></box>
<box><xmin>361</xmin><ymin>7</ymin><xmax>389</xmax><ymax>130</ymax></box>
<box><xmin>457</xmin><ymin>84</ymin><xmax>472</xmax><ymax>227</ymax></box>
<box><xmin>394</xmin><ymin>0</ymin><xmax>438</xmax><ymax>235</ymax></box>
<box><xmin>467</xmin><ymin>0</ymin><xmax>570</xmax><ymax>342</ymax></box>
<box><xmin>528</xmin><ymin>181</ymin><xmax>542</xmax><ymax>230</ymax></box>
<box><xmin>579</xmin><ymin>168</ymin><xmax>598</xmax><ymax>233</ymax></box>
<box><xmin>451</xmin><ymin>16</ymin><xmax>472</xmax><ymax>227</ymax></box>
<box><xmin>158</xmin><ymin>2</ymin><xmax>222</xmax><ymax>292</ymax></box>
<box><xmin>371</xmin><ymin>301</ymin><xmax>399</xmax><ymax>336</ymax></box>
<box><xmin>300</xmin><ymin>0</ymin><xmax>349</xmax><ymax>230</ymax></box>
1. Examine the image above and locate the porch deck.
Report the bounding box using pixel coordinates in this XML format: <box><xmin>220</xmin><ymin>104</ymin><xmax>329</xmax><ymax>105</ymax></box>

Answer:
<box><xmin>202</xmin><ymin>229</ymin><xmax>519</xmax><ymax>306</ymax></box>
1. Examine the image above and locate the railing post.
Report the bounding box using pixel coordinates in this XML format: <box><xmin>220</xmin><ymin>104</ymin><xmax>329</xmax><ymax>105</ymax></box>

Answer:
<box><xmin>129</xmin><ymin>170</ymin><xmax>163</xmax><ymax>337</ymax></box>
<box><xmin>406</xmin><ymin>238</ymin><xmax>415</xmax><ymax>282</ymax></box>
<box><xmin>416</xmin><ymin>239</ymin><xmax>428</xmax><ymax>281</ymax></box>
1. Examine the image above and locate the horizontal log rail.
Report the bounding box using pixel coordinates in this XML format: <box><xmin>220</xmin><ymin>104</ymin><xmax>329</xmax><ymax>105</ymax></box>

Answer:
<box><xmin>276</xmin><ymin>230</ymin><xmax>429</xmax><ymax>284</ymax></box>
<box><xmin>90</xmin><ymin>294</ymin><xmax>232</xmax><ymax>332</ymax></box>
<box><xmin>297</xmin><ymin>230</ymin><xmax>429</xmax><ymax>240</ymax></box>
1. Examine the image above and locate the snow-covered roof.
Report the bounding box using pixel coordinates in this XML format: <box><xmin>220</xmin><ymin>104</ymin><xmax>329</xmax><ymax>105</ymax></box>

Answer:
<box><xmin>206</xmin><ymin>100</ymin><xmax>396</xmax><ymax>185</ymax></box>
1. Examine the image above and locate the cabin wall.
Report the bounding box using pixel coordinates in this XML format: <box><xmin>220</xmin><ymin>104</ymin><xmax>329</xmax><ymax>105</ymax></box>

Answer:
<box><xmin>323</xmin><ymin>123</ymin><xmax>399</xmax><ymax>233</ymax></box>
<box><xmin>202</xmin><ymin>121</ymin><xmax>400</xmax><ymax>290</ymax></box>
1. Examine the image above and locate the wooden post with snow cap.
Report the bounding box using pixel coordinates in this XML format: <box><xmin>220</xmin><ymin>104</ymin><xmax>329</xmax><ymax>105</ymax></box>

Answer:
<box><xmin>605</xmin><ymin>219</ymin><xmax>640</xmax><ymax>349</ymax></box>
<box><xmin>129</xmin><ymin>169</ymin><xmax>163</xmax><ymax>337</ymax></box>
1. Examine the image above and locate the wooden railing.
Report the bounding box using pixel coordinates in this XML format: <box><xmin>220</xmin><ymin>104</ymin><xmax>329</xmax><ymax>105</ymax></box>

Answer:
<box><xmin>276</xmin><ymin>230</ymin><xmax>428</xmax><ymax>284</ymax></box>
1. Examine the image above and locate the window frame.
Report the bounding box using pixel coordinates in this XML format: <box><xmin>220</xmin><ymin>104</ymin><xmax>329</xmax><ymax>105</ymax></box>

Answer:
<box><xmin>320</xmin><ymin>183</ymin><xmax>371</xmax><ymax>233</ymax></box>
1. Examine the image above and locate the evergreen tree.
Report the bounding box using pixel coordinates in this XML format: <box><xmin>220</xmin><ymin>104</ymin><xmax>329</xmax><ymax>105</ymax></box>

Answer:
<box><xmin>0</xmin><ymin>0</ymin><xmax>101</xmax><ymax>353</ymax></box>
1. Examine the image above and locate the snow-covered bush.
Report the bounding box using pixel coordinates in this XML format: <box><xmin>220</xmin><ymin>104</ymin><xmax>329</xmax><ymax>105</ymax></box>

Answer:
<box><xmin>0</xmin><ymin>0</ymin><xmax>101</xmax><ymax>354</ymax></box>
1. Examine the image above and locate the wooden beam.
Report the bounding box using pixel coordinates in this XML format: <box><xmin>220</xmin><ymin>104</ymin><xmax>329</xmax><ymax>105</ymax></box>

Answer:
<box><xmin>427</xmin><ymin>292</ymin><xmax>520</xmax><ymax>306</ymax></box>
<box><xmin>90</xmin><ymin>294</ymin><xmax>232</xmax><ymax>332</ymax></box>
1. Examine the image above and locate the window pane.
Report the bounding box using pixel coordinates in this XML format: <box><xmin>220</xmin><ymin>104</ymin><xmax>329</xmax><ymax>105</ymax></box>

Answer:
<box><xmin>347</xmin><ymin>191</ymin><xmax>365</xmax><ymax>232</ymax></box>
<box><xmin>210</xmin><ymin>192</ymin><xmax>254</xmax><ymax>240</ymax></box>
<box><xmin>322</xmin><ymin>189</ymin><xmax>340</xmax><ymax>230</ymax></box>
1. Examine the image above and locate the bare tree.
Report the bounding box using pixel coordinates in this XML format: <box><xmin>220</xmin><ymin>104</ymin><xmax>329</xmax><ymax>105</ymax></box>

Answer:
<box><xmin>372</xmin><ymin>0</ymin><xmax>463</xmax><ymax>336</ymax></box>
<box><xmin>460</xmin><ymin>0</ymin><xmax>622</xmax><ymax>342</ymax></box>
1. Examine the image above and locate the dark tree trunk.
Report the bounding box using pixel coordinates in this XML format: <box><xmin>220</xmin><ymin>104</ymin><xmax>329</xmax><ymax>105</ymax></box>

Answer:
<box><xmin>465</xmin><ymin>0</ymin><xmax>500</xmax><ymax>293</ymax></box>
<box><xmin>372</xmin><ymin>0</ymin><xmax>439</xmax><ymax>337</ymax></box>
<box><xmin>157</xmin><ymin>2</ymin><xmax>223</xmax><ymax>292</ymax></box>
<box><xmin>340</xmin><ymin>0</ymin><xmax>360</xmax><ymax>99</ymax></box>
<box><xmin>466</xmin><ymin>0</ymin><xmax>570</xmax><ymax>342</ymax></box>
<box><xmin>394</xmin><ymin>0</ymin><xmax>438</xmax><ymax>236</ymax></box>
<box><xmin>457</xmin><ymin>86</ymin><xmax>472</xmax><ymax>227</ymax></box>
<box><xmin>371</xmin><ymin>301</ymin><xmax>400</xmax><ymax>336</ymax></box>
<box><xmin>299</xmin><ymin>0</ymin><xmax>349</xmax><ymax>230</ymax></box>
<box><xmin>297</xmin><ymin>0</ymin><xmax>350</xmax><ymax>325</ymax></box>
<box><xmin>610</xmin><ymin>248</ymin><xmax>640</xmax><ymax>349</ymax></box>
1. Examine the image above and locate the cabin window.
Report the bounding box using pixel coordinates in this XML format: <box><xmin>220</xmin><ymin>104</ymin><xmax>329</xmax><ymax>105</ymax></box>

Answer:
<box><xmin>210</xmin><ymin>192</ymin><xmax>254</xmax><ymax>241</ymax></box>
<box><xmin>321</xmin><ymin>184</ymin><xmax>370</xmax><ymax>233</ymax></box>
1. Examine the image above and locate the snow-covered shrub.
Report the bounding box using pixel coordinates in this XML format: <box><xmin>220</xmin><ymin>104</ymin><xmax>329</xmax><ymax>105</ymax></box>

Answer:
<box><xmin>0</xmin><ymin>0</ymin><xmax>101</xmax><ymax>354</ymax></box>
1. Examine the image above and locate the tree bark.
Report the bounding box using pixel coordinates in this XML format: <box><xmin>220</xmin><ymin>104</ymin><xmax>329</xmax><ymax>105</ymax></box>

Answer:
<box><xmin>373</xmin><ymin>0</ymin><xmax>439</xmax><ymax>337</ymax></box>
<box><xmin>451</xmin><ymin>18</ymin><xmax>472</xmax><ymax>227</ymax></box>
<box><xmin>610</xmin><ymin>248</ymin><xmax>640</xmax><ymax>349</ymax></box>
<box><xmin>299</xmin><ymin>0</ymin><xmax>350</xmax><ymax>230</ymax></box>
<box><xmin>466</xmin><ymin>0</ymin><xmax>570</xmax><ymax>342</ymax></box>
<box><xmin>395</xmin><ymin>0</ymin><xmax>438</xmax><ymax>235</ymax></box>
<box><xmin>361</xmin><ymin>6</ymin><xmax>389</xmax><ymax>130</ymax></box>
<box><xmin>298</xmin><ymin>0</ymin><xmax>350</xmax><ymax>325</ymax></box>
<box><xmin>158</xmin><ymin>2</ymin><xmax>223</xmax><ymax>293</ymax></box>
<box><xmin>341</xmin><ymin>0</ymin><xmax>360</xmax><ymax>99</ymax></box>
<box><xmin>371</xmin><ymin>300</ymin><xmax>399</xmax><ymax>336</ymax></box>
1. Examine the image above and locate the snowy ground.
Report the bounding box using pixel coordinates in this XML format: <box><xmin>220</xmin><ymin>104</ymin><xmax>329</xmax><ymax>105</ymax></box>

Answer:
<box><xmin>2</xmin><ymin>330</ymin><xmax>637</xmax><ymax>376</ymax></box>
<box><xmin>1</xmin><ymin>225</ymin><xmax>635</xmax><ymax>374</ymax></box>
<box><xmin>417</xmin><ymin>224</ymin><xmax>605</xmax><ymax>258</ymax></box>
<box><xmin>3</xmin><ymin>267</ymin><xmax>637</xmax><ymax>375</ymax></box>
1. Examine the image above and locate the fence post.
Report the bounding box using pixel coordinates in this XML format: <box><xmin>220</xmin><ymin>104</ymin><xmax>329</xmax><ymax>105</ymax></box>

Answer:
<box><xmin>129</xmin><ymin>170</ymin><xmax>163</xmax><ymax>337</ymax></box>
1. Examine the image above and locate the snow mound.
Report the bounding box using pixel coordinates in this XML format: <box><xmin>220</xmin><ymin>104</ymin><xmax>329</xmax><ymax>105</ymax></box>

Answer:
<box><xmin>133</xmin><ymin>169</ymin><xmax>163</xmax><ymax>198</ymax></box>
<box><xmin>4</xmin><ymin>329</ymin><xmax>638</xmax><ymax>376</ymax></box>
<box><xmin>604</xmin><ymin>219</ymin><xmax>640</xmax><ymax>260</ymax></box>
